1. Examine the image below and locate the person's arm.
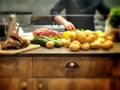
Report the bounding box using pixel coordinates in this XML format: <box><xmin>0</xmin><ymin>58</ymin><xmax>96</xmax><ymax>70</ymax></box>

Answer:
<box><xmin>50</xmin><ymin>0</ymin><xmax>76</xmax><ymax>30</ymax></box>
<box><xmin>54</xmin><ymin>15</ymin><xmax>76</xmax><ymax>30</ymax></box>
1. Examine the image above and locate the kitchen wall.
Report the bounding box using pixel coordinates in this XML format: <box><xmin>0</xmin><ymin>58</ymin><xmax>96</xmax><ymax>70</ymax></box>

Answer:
<box><xmin>0</xmin><ymin>0</ymin><xmax>120</xmax><ymax>24</ymax></box>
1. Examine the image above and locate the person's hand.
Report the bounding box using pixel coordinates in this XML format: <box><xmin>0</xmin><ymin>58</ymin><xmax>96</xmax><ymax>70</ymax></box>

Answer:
<box><xmin>63</xmin><ymin>21</ymin><xmax>76</xmax><ymax>30</ymax></box>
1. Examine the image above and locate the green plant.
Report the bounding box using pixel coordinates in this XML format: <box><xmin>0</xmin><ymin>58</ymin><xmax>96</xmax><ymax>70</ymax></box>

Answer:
<box><xmin>108</xmin><ymin>7</ymin><xmax>120</xmax><ymax>28</ymax></box>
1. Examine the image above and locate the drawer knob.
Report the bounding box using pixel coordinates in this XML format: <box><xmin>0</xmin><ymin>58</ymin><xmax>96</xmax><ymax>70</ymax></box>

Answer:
<box><xmin>21</xmin><ymin>82</ymin><xmax>27</xmax><ymax>90</ymax></box>
<box><xmin>65</xmin><ymin>62</ymin><xmax>79</xmax><ymax>69</ymax></box>
<box><xmin>38</xmin><ymin>83</ymin><xmax>43</xmax><ymax>90</ymax></box>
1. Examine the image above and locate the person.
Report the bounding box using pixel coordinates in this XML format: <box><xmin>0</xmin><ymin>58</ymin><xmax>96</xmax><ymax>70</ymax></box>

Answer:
<box><xmin>50</xmin><ymin>0</ymin><xmax>110</xmax><ymax>30</ymax></box>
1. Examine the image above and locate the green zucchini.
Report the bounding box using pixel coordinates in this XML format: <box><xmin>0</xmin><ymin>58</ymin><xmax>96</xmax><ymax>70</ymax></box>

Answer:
<box><xmin>41</xmin><ymin>36</ymin><xmax>62</xmax><ymax>48</ymax></box>
<box><xmin>30</xmin><ymin>38</ymin><xmax>48</xmax><ymax>47</ymax></box>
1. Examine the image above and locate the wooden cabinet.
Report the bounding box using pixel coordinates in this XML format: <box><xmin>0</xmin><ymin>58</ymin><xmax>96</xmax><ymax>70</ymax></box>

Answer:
<box><xmin>32</xmin><ymin>55</ymin><xmax>114</xmax><ymax>90</ymax></box>
<box><xmin>0</xmin><ymin>78</ymin><xmax>32</xmax><ymax>90</ymax></box>
<box><xmin>33</xmin><ymin>78</ymin><xmax>110</xmax><ymax>90</ymax></box>
<box><xmin>1</xmin><ymin>55</ymin><xmax>120</xmax><ymax>90</ymax></box>
<box><xmin>110</xmin><ymin>79</ymin><xmax>120</xmax><ymax>90</ymax></box>
<box><xmin>112</xmin><ymin>58</ymin><xmax>120</xmax><ymax>77</ymax></box>
<box><xmin>0</xmin><ymin>57</ymin><xmax>18</xmax><ymax>78</ymax></box>
<box><xmin>111</xmin><ymin>58</ymin><xmax>120</xmax><ymax>90</ymax></box>
<box><xmin>0</xmin><ymin>78</ymin><xmax>19</xmax><ymax>90</ymax></box>
<box><xmin>33</xmin><ymin>56</ymin><xmax>113</xmax><ymax>78</ymax></box>
<box><xmin>0</xmin><ymin>43</ymin><xmax>120</xmax><ymax>90</ymax></box>
<box><xmin>0</xmin><ymin>56</ymin><xmax>32</xmax><ymax>90</ymax></box>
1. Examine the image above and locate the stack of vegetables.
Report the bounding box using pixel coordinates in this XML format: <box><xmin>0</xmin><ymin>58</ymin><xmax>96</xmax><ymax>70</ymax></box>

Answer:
<box><xmin>30</xmin><ymin>28</ymin><xmax>63</xmax><ymax>48</ymax></box>
<box><xmin>62</xmin><ymin>30</ymin><xmax>114</xmax><ymax>51</ymax></box>
<box><xmin>30</xmin><ymin>28</ymin><xmax>114</xmax><ymax>51</ymax></box>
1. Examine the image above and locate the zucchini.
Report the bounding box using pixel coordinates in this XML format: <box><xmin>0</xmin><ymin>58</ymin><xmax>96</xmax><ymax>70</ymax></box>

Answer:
<box><xmin>41</xmin><ymin>36</ymin><xmax>62</xmax><ymax>48</ymax></box>
<box><xmin>30</xmin><ymin>38</ymin><xmax>48</xmax><ymax>47</ymax></box>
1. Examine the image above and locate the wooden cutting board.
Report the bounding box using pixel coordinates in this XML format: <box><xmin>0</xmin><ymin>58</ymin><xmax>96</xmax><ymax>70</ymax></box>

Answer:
<box><xmin>0</xmin><ymin>44</ymin><xmax>40</xmax><ymax>55</ymax></box>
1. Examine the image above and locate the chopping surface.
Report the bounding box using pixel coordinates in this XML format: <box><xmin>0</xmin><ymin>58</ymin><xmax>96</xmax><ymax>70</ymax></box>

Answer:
<box><xmin>22</xmin><ymin>42</ymin><xmax>120</xmax><ymax>55</ymax></box>
<box><xmin>0</xmin><ymin>44</ymin><xmax>40</xmax><ymax>55</ymax></box>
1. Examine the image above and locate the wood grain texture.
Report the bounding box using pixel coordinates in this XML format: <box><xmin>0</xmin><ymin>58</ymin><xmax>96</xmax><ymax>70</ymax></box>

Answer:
<box><xmin>0</xmin><ymin>78</ymin><xmax>33</xmax><ymax>90</ymax></box>
<box><xmin>18</xmin><ymin>57</ymin><xmax>32</xmax><ymax>78</ymax></box>
<box><xmin>0</xmin><ymin>44</ymin><xmax>40</xmax><ymax>55</ymax></box>
<box><xmin>0</xmin><ymin>57</ymin><xmax>18</xmax><ymax>77</ymax></box>
<box><xmin>33</xmin><ymin>56</ymin><xmax>113</xmax><ymax>78</ymax></box>
<box><xmin>33</xmin><ymin>78</ymin><xmax>110</xmax><ymax>90</ymax></box>
<box><xmin>0</xmin><ymin>43</ymin><xmax>120</xmax><ymax>90</ymax></box>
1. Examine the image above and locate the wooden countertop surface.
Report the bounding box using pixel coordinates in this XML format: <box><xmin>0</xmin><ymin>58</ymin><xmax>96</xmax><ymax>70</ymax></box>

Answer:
<box><xmin>20</xmin><ymin>42</ymin><xmax>120</xmax><ymax>56</ymax></box>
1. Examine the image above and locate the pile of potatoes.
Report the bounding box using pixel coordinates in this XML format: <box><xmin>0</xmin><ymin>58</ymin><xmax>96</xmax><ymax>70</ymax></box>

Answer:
<box><xmin>59</xmin><ymin>30</ymin><xmax>114</xmax><ymax>51</ymax></box>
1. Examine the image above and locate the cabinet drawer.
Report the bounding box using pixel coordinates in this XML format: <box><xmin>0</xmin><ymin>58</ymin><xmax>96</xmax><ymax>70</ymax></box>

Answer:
<box><xmin>18</xmin><ymin>57</ymin><xmax>32</xmax><ymax>78</ymax></box>
<box><xmin>0</xmin><ymin>57</ymin><xmax>17</xmax><ymax>77</ymax></box>
<box><xmin>0</xmin><ymin>78</ymin><xmax>33</xmax><ymax>90</ymax></box>
<box><xmin>33</xmin><ymin>78</ymin><xmax>110</xmax><ymax>90</ymax></box>
<box><xmin>112</xmin><ymin>58</ymin><xmax>120</xmax><ymax>77</ymax></box>
<box><xmin>33</xmin><ymin>56</ymin><xmax>113</xmax><ymax>78</ymax></box>
<box><xmin>0</xmin><ymin>56</ymin><xmax>32</xmax><ymax>78</ymax></box>
<box><xmin>110</xmin><ymin>79</ymin><xmax>120</xmax><ymax>90</ymax></box>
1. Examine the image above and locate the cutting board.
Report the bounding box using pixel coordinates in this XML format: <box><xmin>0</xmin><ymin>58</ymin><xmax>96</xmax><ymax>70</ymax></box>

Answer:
<box><xmin>0</xmin><ymin>44</ymin><xmax>40</xmax><ymax>55</ymax></box>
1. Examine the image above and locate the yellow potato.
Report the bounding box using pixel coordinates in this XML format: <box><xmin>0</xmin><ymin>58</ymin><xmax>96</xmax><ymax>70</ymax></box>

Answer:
<box><xmin>97</xmin><ymin>38</ymin><xmax>106</xmax><ymax>44</ymax></box>
<box><xmin>101</xmin><ymin>40</ymin><xmax>114</xmax><ymax>50</ymax></box>
<box><xmin>90</xmin><ymin>41</ymin><xmax>101</xmax><ymax>49</ymax></box>
<box><xmin>84</xmin><ymin>30</ymin><xmax>92</xmax><ymax>37</ymax></box>
<box><xmin>46</xmin><ymin>41</ymin><xmax>54</xmax><ymax>48</ymax></box>
<box><xmin>69</xmin><ymin>32</ymin><xmax>77</xmax><ymax>41</ymax></box>
<box><xmin>57</xmin><ymin>39</ymin><xmax>63</xmax><ymax>46</ymax></box>
<box><xmin>69</xmin><ymin>43</ymin><xmax>80</xmax><ymax>51</ymax></box>
<box><xmin>64</xmin><ymin>39</ymin><xmax>71</xmax><ymax>47</ymax></box>
<box><xmin>105</xmin><ymin>35</ymin><xmax>114</xmax><ymax>41</ymax></box>
<box><xmin>81</xmin><ymin>43</ymin><xmax>90</xmax><ymax>50</ymax></box>
<box><xmin>60</xmin><ymin>38</ymin><xmax>68</xmax><ymax>46</ymax></box>
<box><xmin>87</xmin><ymin>34</ymin><xmax>98</xmax><ymax>43</ymax></box>
<box><xmin>76</xmin><ymin>31</ymin><xmax>87</xmax><ymax>44</ymax></box>
<box><xmin>71</xmin><ymin>40</ymin><xmax>81</xmax><ymax>46</ymax></box>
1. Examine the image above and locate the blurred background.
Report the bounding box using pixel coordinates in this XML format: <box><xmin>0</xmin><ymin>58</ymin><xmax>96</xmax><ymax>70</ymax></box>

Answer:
<box><xmin>0</xmin><ymin>0</ymin><xmax>120</xmax><ymax>31</ymax></box>
<box><xmin>0</xmin><ymin>0</ymin><xmax>120</xmax><ymax>15</ymax></box>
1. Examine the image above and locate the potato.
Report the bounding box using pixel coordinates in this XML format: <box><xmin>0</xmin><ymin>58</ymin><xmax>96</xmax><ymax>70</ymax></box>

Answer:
<box><xmin>96</xmin><ymin>38</ymin><xmax>106</xmax><ymax>44</ymax></box>
<box><xmin>46</xmin><ymin>41</ymin><xmax>54</xmax><ymax>48</ymax></box>
<box><xmin>57</xmin><ymin>39</ymin><xmax>63</xmax><ymax>46</ymax></box>
<box><xmin>81</xmin><ymin>43</ymin><xmax>90</xmax><ymax>50</ymax></box>
<box><xmin>71</xmin><ymin>40</ymin><xmax>81</xmax><ymax>46</ymax></box>
<box><xmin>105</xmin><ymin>35</ymin><xmax>114</xmax><ymax>41</ymax></box>
<box><xmin>69</xmin><ymin>43</ymin><xmax>80</xmax><ymax>51</ymax></box>
<box><xmin>101</xmin><ymin>40</ymin><xmax>114</xmax><ymax>50</ymax></box>
<box><xmin>92</xmin><ymin>32</ymin><xmax>98</xmax><ymax>37</ymax></box>
<box><xmin>90</xmin><ymin>41</ymin><xmax>101</xmax><ymax>49</ymax></box>
<box><xmin>76</xmin><ymin>31</ymin><xmax>87</xmax><ymax>44</ymax></box>
<box><xmin>69</xmin><ymin>32</ymin><xmax>76</xmax><ymax>41</ymax></box>
<box><xmin>60</xmin><ymin>38</ymin><xmax>68</xmax><ymax>46</ymax></box>
<box><xmin>87</xmin><ymin>34</ymin><xmax>98</xmax><ymax>43</ymax></box>
<box><xmin>84</xmin><ymin>30</ymin><xmax>92</xmax><ymax>37</ymax></box>
<box><xmin>64</xmin><ymin>39</ymin><xmax>71</xmax><ymax>47</ymax></box>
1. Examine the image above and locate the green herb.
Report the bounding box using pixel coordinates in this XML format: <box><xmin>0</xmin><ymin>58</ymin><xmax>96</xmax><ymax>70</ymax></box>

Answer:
<box><xmin>108</xmin><ymin>7</ymin><xmax>120</xmax><ymax>28</ymax></box>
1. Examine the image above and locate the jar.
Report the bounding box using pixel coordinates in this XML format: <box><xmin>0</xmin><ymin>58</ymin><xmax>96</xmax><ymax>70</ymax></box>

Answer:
<box><xmin>105</xmin><ymin>20</ymin><xmax>120</xmax><ymax>42</ymax></box>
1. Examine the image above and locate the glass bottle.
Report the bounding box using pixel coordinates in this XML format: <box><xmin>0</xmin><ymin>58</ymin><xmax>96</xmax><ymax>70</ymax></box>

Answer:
<box><xmin>7</xmin><ymin>14</ymin><xmax>16</xmax><ymax>39</ymax></box>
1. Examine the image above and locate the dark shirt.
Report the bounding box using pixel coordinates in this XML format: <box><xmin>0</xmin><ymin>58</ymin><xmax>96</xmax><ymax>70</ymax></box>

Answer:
<box><xmin>50</xmin><ymin>0</ymin><xmax>110</xmax><ymax>30</ymax></box>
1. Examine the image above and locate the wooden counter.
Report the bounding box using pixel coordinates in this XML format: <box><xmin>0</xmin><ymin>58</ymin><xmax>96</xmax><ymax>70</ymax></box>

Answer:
<box><xmin>22</xmin><ymin>42</ymin><xmax>120</xmax><ymax>55</ymax></box>
<box><xmin>0</xmin><ymin>43</ymin><xmax>120</xmax><ymax>90</ymax></box>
